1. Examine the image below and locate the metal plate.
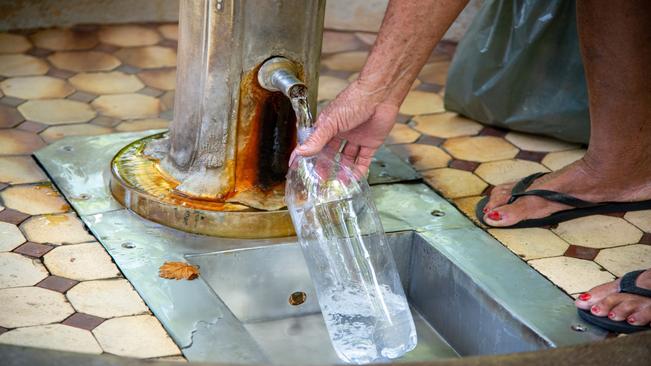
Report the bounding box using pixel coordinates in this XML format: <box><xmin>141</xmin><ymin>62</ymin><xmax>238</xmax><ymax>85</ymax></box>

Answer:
<box><xmin>35</xmin><ymin>131</ymin><xmax>606</xmax><ymax>364</ymax></box>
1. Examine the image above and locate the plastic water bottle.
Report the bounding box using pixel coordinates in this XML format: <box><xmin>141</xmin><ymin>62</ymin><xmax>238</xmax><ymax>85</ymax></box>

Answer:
<box><xmin>285</xmin><ymin>106</ymin><xmax>417</xmax><ymax>363</ymax></box>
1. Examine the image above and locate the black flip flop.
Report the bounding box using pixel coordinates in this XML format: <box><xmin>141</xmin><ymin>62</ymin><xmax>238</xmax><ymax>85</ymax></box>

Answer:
<box><xmin>475</xmin><ymin>172</ymin><xmax>651</xmax><ymax>228</ymax></box>
<box><xmin>577</xmin><ymin>270</ymin><xmax>651</xmax><ymax>334</ymax></box>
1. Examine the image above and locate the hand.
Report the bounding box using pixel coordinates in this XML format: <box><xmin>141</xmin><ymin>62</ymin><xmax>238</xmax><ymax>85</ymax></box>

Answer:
<box><xmin>294</xmin><ymin>79</ymin><xmax>399</xmax><ymax>175</ymax></box>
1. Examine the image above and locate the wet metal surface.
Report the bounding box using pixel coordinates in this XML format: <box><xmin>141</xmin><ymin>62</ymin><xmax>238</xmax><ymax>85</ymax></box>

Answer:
<box><xmin>36</xmin><ymin>132</ymin><xmax>606</xmax><ymax>364</ymax></box>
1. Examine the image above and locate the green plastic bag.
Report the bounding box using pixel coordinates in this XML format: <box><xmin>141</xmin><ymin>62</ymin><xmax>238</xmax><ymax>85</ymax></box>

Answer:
<box><xmin>444</xmin><ymin>0</ymin><xmax>590</xmax><ymax>144</ymax></box>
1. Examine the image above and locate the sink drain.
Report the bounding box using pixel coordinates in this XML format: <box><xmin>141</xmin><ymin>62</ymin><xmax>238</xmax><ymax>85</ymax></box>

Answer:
<box><xmin>289</xmin><ymin>291</ymin><xmax>307</xmax><ymax>306</ymax></box>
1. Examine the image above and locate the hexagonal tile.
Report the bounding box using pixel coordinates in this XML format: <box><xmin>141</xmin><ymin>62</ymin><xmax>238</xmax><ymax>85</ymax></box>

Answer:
<box><xmin>0</xmin><ymin>287</ymin><xmax>74</xmax><ymax>328</ymax></box>
<box><xmin>0</xmin><ymin>184</ymin><xmax>70</xmax><ymax>215</ymax></box>
<box><xmin>0</xmin><ymin>104</ymin><xmax>24</xmax><ymax>128</ymax></box>
<box><xmin>528</xmin><ymin>256</ymin><xmax>615</xmax><ymax>294</ymax></box>
<box><xmin>385</xmin><ymin>123</ymin><xmax>420</xmax><ymax>144</ymax></box>
<box><xmin>411</xmin><ymin>112</ymin><xmax>483</xmax><ymax>138</ymax></box>
<box><xmin>322</xmin><ymin>31</ymin><xmax>361</xmax><ymax>54</ymax></box>
<box><xmin>541</xmin><ymin>149</ymin><xmax>585</xmax><ymax>171</ymax></box>
<box><xmin>422</xmin><ymin>168</ymin><xmax>488</xmax><ymax>199</ymax></box>
<box><xmin>552</xmin><ymin>215</ymin><xmax>643</xmax><ymax>249</ymax></box>
<box><xmin>115</xmin><ymin>118</ymin><xmax>169</xmax><ymax>132</ymax></box>
<box><xmin>43</xmin><ymin>242</ymin><xmax>119</xmax><ymax>281</ymax></box>
<box><xmin>488</xmin><ymin>228</ymin><xmax>569</xmax><ymax>260</ymax></box>
<box><xmin>0</xmin><ymin>54</ymin><xmax>49</xmax><ymax>77</ymax></box>
<box><xmin>474</xmin><ymin>159</ymin><xmax>549</xmax><ymax>186</ymax></box>
<box><xmin>0</xmin><ymin>324</ymin><xmax>102</xmax><ymax>354</ymax></box>
<box><xmin>0</xmin><ymin>252</ymin><xmax>49</xmax><ymax>288</ymax></box>
<box><xmin>398</xmin><ymin>91</ymin><xmax>444</xmax><ymax>115</ymax></box>
<box><xmin>0</xmin><ymin>33</ymin><xmax>31</xmax><ymax>54</ymax></box>
<box><xmin>114</xmin><ymin>46</ymin><xmax>176</xmax><ymax>69</ymax></box>
<box><xmin>92</xmin><ymin>93</ymin><xmax>159</xmax><ymax>119</ymax></box>
<box><xmin>137</xmin><ymin>68</ymin><xmax>176</xmax><ymax>91</ymax></box>
<box><xmin>505</xmin><ymin>132</ymin><xmax>579</xmax><ymax>153</ymax></box>
<box><xmin>624</xmin><ymin>210</ymin><xmax>651</xmax><ymax>233</ymax></box>
<box><xmin>69</xmin><ymin>71</ymin><xmax>144</xmax><ymax>94</ymax></box>
<box><xmin>317</xmin><ymin>76</ymin><xmax>348</xmax><ymax>101</ymax></box>
<box><xmin>98</xmin><ymin>25</ymin><xmax>161</xmax><ymax>47</ymax></box>
<box><xmin>67</xmin><ymin>279</ymin><xmax>148</xmax><ymax>318</ymax></box>
<box><xmin>321</xmin><ymin>51</ymin><xmax>368</xmax><ymax>72</ymax></box>
<box><xmin>442</xmin><ymin>136</ymin><xmax>518</xmax><ymax>163</ymax></box>
<box><xmin>418</xmin><ymin>61</ymin><xmax>449</xmax><ymax>85</ymax></box>
<box><xmin>0</xmin><ymin>222</ymin><xmax>26</xmax><ymax>252</ymax></box>
<box><xmin>48</xmin><ymin>51</ymin><xmax>121</xmax><ymax>72</ymax></box>
<box><xmin>595</xmin><ymin>245</ymin><xmax>651</xmax><ymax>277</ymax></box>
<box><xmin>40</xmin><ymin>124</ymin><xmax>113</xmax><ymax>143</ymax></box>
<box><xmin>160</xmin><ymin>91</ymin><xmax>174</xmax><ymax>111</ymax></box>
<box><xmin>0</xmin><ymin>76</ymin><xmax>74</xmax><ymax>100</ymax></box>
<box><xmin>389</xmin><ymin>143</ymin><xmax>451</xmax><ymax>171</ymax></box>
<box><xmin>0</xmin><ymin>157</ymin><xmax>48</xmax><ymax>185</ymax></box>
<box><xmin>21</xmin><ymin>213</ymin><xmax>94</xmax><ymax>245</ymax></box>
<box><xmin>30</xmin><ymin>28</ymin><xmax>99</xmax><ymax>51</ymax></box>
<box><xmin>0</xmin><ymin>129</ymin><xmax>45</xmax><ymax>155</ymax></box>
<box><xmin>158</xmin><ymin>24</ymin><xmax>178</xmax><ymax>40</ymax></box>
<box><xmin>93</xmin><ymin>315</ymin><xmax>180</xmax><ymax>358</ymax></box>
<box><xmin>18</xmin><ymin>99</ymin><xmax>96</xmax><ymax>125</ymax></box>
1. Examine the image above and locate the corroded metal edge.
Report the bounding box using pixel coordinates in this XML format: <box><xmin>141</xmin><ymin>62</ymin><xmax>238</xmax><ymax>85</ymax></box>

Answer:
<box><xmin>109</xmin><ymin>134</ymin><xmax>295</xmax><ymax>239</ymax></box>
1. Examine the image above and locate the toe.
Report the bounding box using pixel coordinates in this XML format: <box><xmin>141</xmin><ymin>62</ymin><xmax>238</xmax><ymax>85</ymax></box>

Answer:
<box><xmin>591</xmin><ymin>293</ymin><xmax>628</xmax><ymax>317</ymax></box>
<box><xmin>482</xmin><ymin>197</ymin><xmax>532</xmax><ymax>227</ymax></box>
<box><xmin>575</xmin><ymin>279</ymin><xmax>621</xmax><ymax>310</ymax></box>
<box><xmin>483</xmin><ymin>183</ymin><xmax>516</xmax><ymax>212</ymax></box>
<box><xmin>626</xmin><ymin>306</ymin><xmax>651</xmax><ymax>327</ymax></box>
<box><xmin>609</xmin><ymin>299</ymin><xmax>640</xmax><ymax>321</ymax></box>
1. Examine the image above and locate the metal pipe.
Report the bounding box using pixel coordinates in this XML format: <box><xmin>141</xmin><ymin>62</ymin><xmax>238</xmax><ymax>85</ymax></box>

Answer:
<box><xmin>258</xmin><ymin>57</ymin><xmax>306</xmax><ymax>98</ymax></box>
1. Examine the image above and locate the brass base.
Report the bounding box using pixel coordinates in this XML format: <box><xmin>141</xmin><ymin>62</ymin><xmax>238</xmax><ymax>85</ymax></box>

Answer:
<box><xmin>110</xmin><ymin>133</ymin><xmax>295</xmax><ymax>238</ymax></box>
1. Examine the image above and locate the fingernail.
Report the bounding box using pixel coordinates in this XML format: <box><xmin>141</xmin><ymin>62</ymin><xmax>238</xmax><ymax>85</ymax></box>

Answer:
<box><xmin>591</xmin><ymin>306</ymin><xmax>600</xmax><ymax>314</ymax></box>
<box><xmin>578</xmin><ymin>293</ymin><xmax>591</xmax><ymax>301</ymax></box>
<box><xmin>487</xmin><ymin>211</ymin><xmax>501</xmax><ymax>221</ymax></box>
<box><xmin>627</xmin><ymin>316</ymin><xmax>636</xmax><ymax>324</ymax></box>
<box><xmin>482</xmin><ymin>207</ymin><xmax>490</xmax><ymax>213</ymax></box>
<box><xmin>608</xmin><ymin>312</ymin><xmax>615</xmax><ymax>318</ymax></box>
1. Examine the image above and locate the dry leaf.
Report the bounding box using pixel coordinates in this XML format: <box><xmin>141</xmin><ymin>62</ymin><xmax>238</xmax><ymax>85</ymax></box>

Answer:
<box><xmin>159</xmin><ymin>261</ymin><xmax>199</xmax><ymax>280</ymax></box>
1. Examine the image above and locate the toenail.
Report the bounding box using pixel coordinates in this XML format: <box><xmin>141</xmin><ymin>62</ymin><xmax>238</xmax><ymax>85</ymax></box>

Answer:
<box><xmin>578</xmin><ymin>293</ymin><xmax>591</xmax><ymax>301</ymax></box>
<box><xmin>608</xmin><ymin>312</ymin><xmax>615</xmax><ymax>318</ymax></box>
<box><xmin>591</xmin><ymin>306</ymin><xmax>600</xmax><ymax>313</ymax></box>
<box><xmin>627</xmin><ymin>316</ymin><xmax>636</xmax><ymax>324</ymax></box>
<box><xmin>487</xmin><ymin>211</ymin><xmax>501</xmax><ymax>221</ymax></box>
<box><xmin>483</xmin><ymin>207</ymin><xmax>490</xmax><ymax>213</ymax></box>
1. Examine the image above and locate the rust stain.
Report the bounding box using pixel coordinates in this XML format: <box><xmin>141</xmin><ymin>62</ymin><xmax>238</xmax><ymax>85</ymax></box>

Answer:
<box><xmin>44</xmin><ymin>214</ymin><xmax>68</xmax><ymax>225</ymax></box>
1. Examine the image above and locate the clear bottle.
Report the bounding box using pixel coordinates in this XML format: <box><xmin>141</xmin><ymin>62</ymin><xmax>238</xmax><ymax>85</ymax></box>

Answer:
<box><xmin>286</xmin><ymin>120</ymin><xmax>417</xmax><ymax>362</ymax></box>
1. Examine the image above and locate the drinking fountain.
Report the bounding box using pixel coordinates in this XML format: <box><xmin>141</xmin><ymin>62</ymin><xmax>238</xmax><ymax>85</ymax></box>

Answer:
<box><xmin>110</xmin><ymin>0</ymin><xmax>325</xmax><ymax>238</ymax></box>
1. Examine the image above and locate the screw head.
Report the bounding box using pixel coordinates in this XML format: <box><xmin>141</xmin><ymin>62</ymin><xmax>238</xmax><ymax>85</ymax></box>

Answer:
<box><xmin>121</xmin><ymin>242</ymin><xmax>136</xmax><ymax>249</ymax></box>
<box><xmin>571</xmin><ymin>324</ymin><xmax>587</xmax><ymax>332</ymax></box>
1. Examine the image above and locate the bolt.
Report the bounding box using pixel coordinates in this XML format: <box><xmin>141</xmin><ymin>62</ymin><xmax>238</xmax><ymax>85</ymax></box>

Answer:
<box><xmin>571</xmin><ymin>324</ymin><xmax>587</xmax><ymax>332</ymax></box>
<box><xmin>430</xmin><ymin>210</ymin><xmax>446</xmax><ymax>217</ymax></box>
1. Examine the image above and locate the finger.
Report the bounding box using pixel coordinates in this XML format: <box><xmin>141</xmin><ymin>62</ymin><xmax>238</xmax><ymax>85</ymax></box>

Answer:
<box><xmin>343</xmin><ymin>142</ymin><xmax>361</xmax><ymax>160</ymax></box>
<box><xmin>354</xmin><ymin>156</ymin><xmax>373</xmax><ymax>178</ymax></box>
<box><xmin>295</xmin><ymin>115</ymin><xmax>339</xmax><ymax>157</ymax></box>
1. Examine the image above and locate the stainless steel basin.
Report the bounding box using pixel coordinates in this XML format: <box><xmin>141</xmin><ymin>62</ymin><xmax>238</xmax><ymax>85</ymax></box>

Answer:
<box><xmin>186</xmin><ymin>231</ymin><xmax>551</xmax><ymax>364</ymax></box>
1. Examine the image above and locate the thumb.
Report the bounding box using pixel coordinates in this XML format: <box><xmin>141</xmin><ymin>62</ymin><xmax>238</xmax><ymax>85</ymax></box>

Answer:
<box><xmin>295</xmin><ymin>116</ymin><xmax>338</xmax><ymax>157</ymax></box>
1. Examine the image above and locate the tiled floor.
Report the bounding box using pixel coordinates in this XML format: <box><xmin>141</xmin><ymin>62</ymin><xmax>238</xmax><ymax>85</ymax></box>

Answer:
<box><xmin>0</xmin><ymin>24</ymin><xmax>650</xmax><ymax>358</ymax></box>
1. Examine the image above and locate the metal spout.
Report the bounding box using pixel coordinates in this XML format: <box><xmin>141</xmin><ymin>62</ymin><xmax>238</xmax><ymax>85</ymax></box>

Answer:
<box><xmin>258</xmin><ymin>57</ymin><xmax>306</xmax><ymax>98</ymax></box>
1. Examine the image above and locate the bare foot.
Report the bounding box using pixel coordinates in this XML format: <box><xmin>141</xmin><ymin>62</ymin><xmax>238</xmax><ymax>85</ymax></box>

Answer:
<box><xmin>481</xmin><ymin>157</ymin><xmax>651</xmax><ymax>227</ymax></box>
<box><xmin>574</xmin><ymin>269</ymin><xmax>651</xmax><ymax>327</ymax></box>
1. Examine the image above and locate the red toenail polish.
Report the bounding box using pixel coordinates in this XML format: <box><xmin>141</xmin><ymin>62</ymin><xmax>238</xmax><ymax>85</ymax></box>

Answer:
<box><xmin>578</xmin><ymin>293</ymin><xmax>591</xmax><ymax>301</ymax></box>
<box><xmin>608</xmin><ymin>312</ymin><xmax>615</xmax><ymax>318</ymax></box>
<box><xmin>627</xmin><ymin>316</ymin><xmax>636</xmax><ymax>324</ymax></box>
<box><xmin>487</xmin><ymin>211</ymin><xmax>501</xmax><ymax>220</ymax></box>
<box><xmin>591</xmin><ymin>306</ymin><xmax>599</xmax><ymax>313</ymax></box>
<box><xmin>483</xmin><ymin>207</ymin><xmax>490</xmax><ymax>213</ymax></box>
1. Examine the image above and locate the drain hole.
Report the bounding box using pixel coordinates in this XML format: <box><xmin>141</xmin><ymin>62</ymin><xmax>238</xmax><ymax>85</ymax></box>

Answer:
<box><xmin>289</xmin><ymin>291</ymin><xmax>307</xmax><ymax>306</ymax></box>
<box><xmin>430</xmin><ymin>209</ymin><xmax>445</xmax><ymax>217</ymax></box>
<box><xmin>571</xmin><ymin>324</ymin><xmax>587</xmax><ymax>332</ymax></box>
<box><xmin>121</xmin><ymin>242</ymin><xmax>136</xmax><ymax>249</ymax></box>
<box><xmin>62</xmin><ymin>146</ymin><xmax>74</xmax><ymax>152</ymax></box>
